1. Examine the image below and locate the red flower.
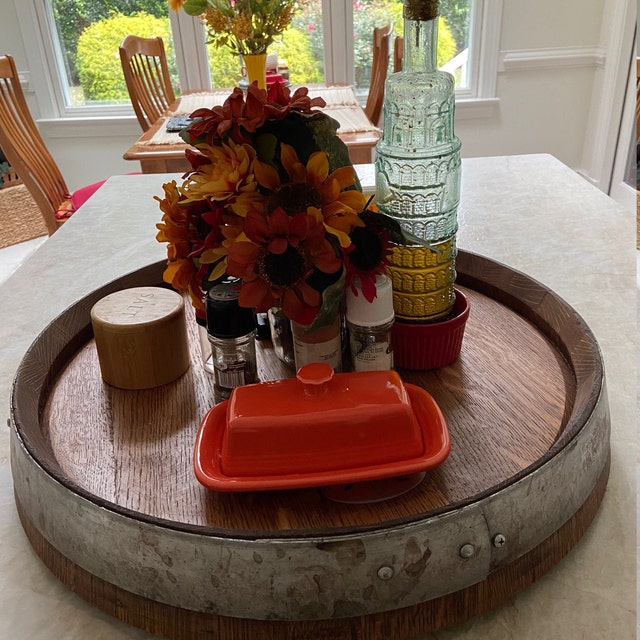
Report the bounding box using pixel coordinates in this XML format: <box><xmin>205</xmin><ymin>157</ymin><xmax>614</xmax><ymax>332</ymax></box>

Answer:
<box><xmin>344</xmin><ymin>218</ymin><xmax>391</xmax><ymax>303</ymax></box>
<box><xmin>186</xmin><ymin>84</ymin><xmax>326</xmax><ymax>147</ymax></box>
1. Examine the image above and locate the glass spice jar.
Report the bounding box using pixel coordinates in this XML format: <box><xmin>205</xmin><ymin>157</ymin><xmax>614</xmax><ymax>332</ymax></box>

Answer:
<box><xmin>291</xmin><ymin>314</ymin><xmax>342</xmax><ymax>373</ymax></box>
<box><xmin>206</xmin><ymin>280</ymin><xmax>257</xmax><ymax>402</ymax></box>
<box><xmin>346</xmin><ymin>274</ymin><xmax>395</xmax><ymax>371</ymax></box>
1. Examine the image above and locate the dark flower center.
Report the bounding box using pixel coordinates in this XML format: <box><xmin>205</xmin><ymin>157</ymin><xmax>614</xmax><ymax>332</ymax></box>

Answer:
<box><xmin>267</xmin><ymin>183</ymin><xmax>322</xmax><ymax>217</ymax></box>
<box><xmin>349</xmin><ymin>226</ymin><xmax>384</xmax><ymax>271</ymax></box>
<box><xmin>259</xmin><ymin>245</ymin><xmax>306</xmax><ymax>287</ymax></box>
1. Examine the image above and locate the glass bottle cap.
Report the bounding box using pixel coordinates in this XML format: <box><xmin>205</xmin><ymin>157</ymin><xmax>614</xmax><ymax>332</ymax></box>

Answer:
<box><xmin>404</xmin><ymin>0</ymin><xmax>439</xmax><ymax>20</ymax></box>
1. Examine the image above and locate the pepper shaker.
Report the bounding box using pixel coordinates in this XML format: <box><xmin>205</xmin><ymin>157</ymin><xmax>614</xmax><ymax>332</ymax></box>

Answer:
<box><xmin>206</xmin><ymin>280</ymin><xmax>257</xmax><ymax>402</ymax></box>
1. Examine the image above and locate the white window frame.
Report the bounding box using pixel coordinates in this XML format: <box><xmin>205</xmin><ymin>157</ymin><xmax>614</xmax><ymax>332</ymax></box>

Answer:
<box><xmin>14</xmin><ymin>0</ymin><xmax>502</xmax><ymax>124</ymax></box>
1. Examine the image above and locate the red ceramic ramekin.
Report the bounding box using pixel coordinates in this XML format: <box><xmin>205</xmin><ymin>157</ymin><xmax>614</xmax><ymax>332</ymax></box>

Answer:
<box><xmin>391</xmin><ymin>289</ymin><xmax>470</xmax><ymax>370</ymax></box>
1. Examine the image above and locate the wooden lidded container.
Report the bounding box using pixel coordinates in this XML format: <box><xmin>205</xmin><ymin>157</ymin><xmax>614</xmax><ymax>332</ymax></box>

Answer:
<box><xmin>90</xmin><ymin>286</ymin><xmax>190</xmax><ymax>389</ymax></box>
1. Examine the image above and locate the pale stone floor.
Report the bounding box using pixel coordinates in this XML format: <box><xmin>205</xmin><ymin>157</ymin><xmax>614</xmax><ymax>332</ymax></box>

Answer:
<box><xmin>0</xmin><ymin>236</ymin><xmax>46</xmax><ymax>287</ymax></box>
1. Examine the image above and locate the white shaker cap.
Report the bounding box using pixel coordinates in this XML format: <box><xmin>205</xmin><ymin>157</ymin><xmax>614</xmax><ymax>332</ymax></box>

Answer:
<box><xmin>346</xmin><ymin>274</ymin><xmax>395</xmax><ymax>326</ymax></box>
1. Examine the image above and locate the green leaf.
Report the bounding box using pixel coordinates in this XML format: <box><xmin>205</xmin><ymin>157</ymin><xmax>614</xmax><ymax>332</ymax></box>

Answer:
<box><xmin>360</xmin><ymin>209</ymin><xmax>432</xmax><ymax>247</ymax></box>
<box><xmin>253</xmin><ymin>132</ymin><xmax>279</xmax><ymax>165</ymax></box>
<box><xmin>182</xmin><ymin>0</ymin><xmax>209</xmax><ymax>16</ymax></box>
<box><xmin>307</xmin><ymin>269</ymin><xmax>346</xmax><ymax>333</ymax></box>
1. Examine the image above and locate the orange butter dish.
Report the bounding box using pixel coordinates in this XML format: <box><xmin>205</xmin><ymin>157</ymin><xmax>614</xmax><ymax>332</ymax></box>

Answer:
<box><xmin>194</xmin><ymin>363</ymin><xmax>450</xmax><ymax>492</ymax></box>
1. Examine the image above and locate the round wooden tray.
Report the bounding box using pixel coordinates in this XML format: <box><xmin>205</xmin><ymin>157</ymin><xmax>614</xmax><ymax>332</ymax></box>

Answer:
<box><xmin>10</xmin><ymin>250</ymin><xmax>610</xmax><ymax>639</ymax></box>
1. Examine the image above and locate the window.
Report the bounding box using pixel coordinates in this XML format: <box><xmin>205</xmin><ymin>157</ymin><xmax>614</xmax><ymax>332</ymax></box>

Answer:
<box><xmin>16</xmin><ymin>0</ymin><xmax>500</xmax><ymax>120</ymax></box>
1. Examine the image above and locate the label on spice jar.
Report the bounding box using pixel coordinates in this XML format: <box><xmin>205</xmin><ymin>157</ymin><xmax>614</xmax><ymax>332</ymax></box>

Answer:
<box><xmin>214</xmin><ymin>360</ymin><xmax>255</xmax><ymax>393</ymax></box>
<box><xmin>350</xmin><ymin>336</ymin><xmax>393</xmax><ymax>371</ymax></box>
<box><xmin>293</xmin><ymin>333</ymin><xmax>342</xmax><ymax>372</ymax></box>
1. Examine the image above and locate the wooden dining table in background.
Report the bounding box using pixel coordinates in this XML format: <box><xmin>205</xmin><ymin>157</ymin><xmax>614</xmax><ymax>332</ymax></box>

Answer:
<box><xmin>123</xmin><ymin>85</ymin><xmax>381</xmax><ymax>173</ymax></box>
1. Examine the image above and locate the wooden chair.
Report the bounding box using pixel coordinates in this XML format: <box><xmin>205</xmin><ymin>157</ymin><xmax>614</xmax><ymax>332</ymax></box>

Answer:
<box><xmin>119</xmin><ymin>35</ymin><xmax>176</xmax><ymax>132</ymax></box>
<box><xmin>364</xmin><ymin>24</ymin><xmax>393</xmax><ymax>127</ymax></box>
<box><xmin>0</xmin><ymin>55</ymin><xmax>103</xmax><ymax>235</ymax></box>
<box><xmin>394</xmin><ymin>36</ymin><xmax>404</xmax><ymax>72</ymax></box>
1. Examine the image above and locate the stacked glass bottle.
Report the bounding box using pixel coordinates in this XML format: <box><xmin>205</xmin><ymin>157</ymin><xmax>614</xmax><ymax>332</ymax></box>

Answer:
<box><xmin>375</xmin><ymin>0</ymin><xmax>461</xmax><ymax>322</ymax></box>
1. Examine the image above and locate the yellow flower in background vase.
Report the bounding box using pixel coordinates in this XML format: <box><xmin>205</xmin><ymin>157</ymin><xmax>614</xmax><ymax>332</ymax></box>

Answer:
<box><xmin>173</xmin><ymin>0</ymin><xmax>301</xmax><ymax>55</ymax></box>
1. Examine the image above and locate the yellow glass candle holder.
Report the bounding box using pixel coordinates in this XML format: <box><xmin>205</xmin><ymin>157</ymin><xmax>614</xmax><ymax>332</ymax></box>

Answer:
<box><xmin>387</xmin><ymin>236</ymin><xmax>457</xmax><ymax>322</ymax></box>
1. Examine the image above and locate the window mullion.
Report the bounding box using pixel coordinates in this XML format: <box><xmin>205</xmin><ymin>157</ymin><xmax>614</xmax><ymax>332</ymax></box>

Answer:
<box><xmin>322</xmin><ymin>0</ymin><xmax>354</xmax><ymax>85</ymax></box>
<box><xmin>170</xmin><ymin>10</ymin><xmax>212</xmax><ymax>92</ymax></box>
<box><xmin>473</xmin><ymin>0</ymin><xmax>503</xmax><ymax>99</ymax></box>
<box><xmin>15</xmin><ymin>0</ymin><xmax>67</xmax><ymax>117</ymax></box>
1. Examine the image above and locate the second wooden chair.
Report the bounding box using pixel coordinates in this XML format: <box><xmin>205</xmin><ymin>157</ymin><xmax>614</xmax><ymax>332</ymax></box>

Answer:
<box><xmin>119</xmin><ymin>35</ymin><xmax>176</xmax><ymax>132</ymax></box>
<box><xmin>364</xmin><ymin>24</ymin><xmax>393</xmax><ymax>127</ymax></box>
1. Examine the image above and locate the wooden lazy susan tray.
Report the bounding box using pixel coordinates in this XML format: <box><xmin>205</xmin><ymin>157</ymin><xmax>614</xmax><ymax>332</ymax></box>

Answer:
<box><xmin>10</xmin><ymin>250</ymin><xmax>610</xmax><ymax>639</ymax></box>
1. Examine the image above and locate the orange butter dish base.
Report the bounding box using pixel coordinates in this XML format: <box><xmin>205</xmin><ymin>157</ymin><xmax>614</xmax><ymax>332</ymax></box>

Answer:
<box><xmin>193</xmin><ymin>363</ymin><xmax>450</xmax><ymax>492</ymax></box>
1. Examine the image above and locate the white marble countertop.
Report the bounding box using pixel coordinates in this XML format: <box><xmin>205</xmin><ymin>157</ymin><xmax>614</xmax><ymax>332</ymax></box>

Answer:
<box><xmin>0</xmin><ymin>154</ymin><xmax>635</xmax><ymax>639</ymax></box>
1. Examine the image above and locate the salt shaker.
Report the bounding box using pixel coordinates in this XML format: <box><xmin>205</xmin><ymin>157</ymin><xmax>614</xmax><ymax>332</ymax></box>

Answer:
<box><xmin>346</xmin><ymin>274</ymin><xmax>395</xmax><ymax>371</ymax></box>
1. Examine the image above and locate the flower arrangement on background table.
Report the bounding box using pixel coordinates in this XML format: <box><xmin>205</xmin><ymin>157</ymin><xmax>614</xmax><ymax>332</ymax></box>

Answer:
<box><xmin>170</xmin><ymin>0</ymin><xmax>302</xmax><ymax>55</ymax></box>
<box><xmin>156</xmin><ymin>83</ymin><xmax>402</xmax><ymax>330</ymax></box>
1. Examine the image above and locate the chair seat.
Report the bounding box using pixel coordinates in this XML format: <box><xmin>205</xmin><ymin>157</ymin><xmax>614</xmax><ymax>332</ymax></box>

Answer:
<box><xmin>55</xmin><ymin>180</ymin><xmax>105</xmax><ymax>222</ymax></box>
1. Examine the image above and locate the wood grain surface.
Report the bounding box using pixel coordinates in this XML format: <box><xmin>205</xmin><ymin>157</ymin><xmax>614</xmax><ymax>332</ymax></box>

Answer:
<box><xmin>12</xmin><ymin>250</ymin><xmax>603</xmax><ymax>538</ymax></box>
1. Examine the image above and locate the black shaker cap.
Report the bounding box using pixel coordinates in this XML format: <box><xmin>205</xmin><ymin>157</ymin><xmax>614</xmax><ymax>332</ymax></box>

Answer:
<box><xmin>206</xmin><ymin>279</ymin><xmax>256</xmax><ymax>338</ymax></box>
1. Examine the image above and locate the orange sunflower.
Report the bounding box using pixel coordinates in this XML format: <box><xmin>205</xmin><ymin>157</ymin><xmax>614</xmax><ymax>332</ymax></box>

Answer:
<box><xmin>226</xmin><ymin>207</ymin><xmax>341</xmax><ymax>324</ymax></box>
<box><xmin>252</xmin><ymin>143</ymin><xmax>367</xmax><ymax>248</ymax></box>
<box><xmin>155</xmin><ymin>180</ymin><xmax>205</xmax><ymax>312</ymax></box>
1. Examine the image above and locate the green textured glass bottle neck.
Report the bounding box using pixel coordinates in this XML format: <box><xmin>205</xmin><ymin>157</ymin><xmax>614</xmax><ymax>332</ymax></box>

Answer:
<box><xmin>403</xmin><ymin>15</ymin><xmax>438</xmax><ymax>73</ymax></box>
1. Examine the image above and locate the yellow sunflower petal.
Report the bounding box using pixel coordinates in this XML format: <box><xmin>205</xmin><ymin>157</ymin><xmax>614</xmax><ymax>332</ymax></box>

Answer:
<box><xmin>280</xmin><ymin>143</ymin><xmax>306</xmax><ymax>183</ymax></box>
<box><xmin>320</xmin><ymin>177</ymin><xmax>341</xmax><ymax>202</ymax></box>
<box><xmin>325</xmin><ymin>211</ymin><xmax>364</xmax><ymax>233</ymax></box>
<box><xmin>231</xmin><ymin>190</ymin><xmax>266</xmax><ymax>217</ymax></box>
<box><xmin>328</xmin><ymin>165</ymin><xmax>358</xmax><ymax>190</ymax></box>
<box><xmin>208</xmin><ymin>259</ymin><xmax>228</xmax><ymax>282</ymax></box>
<box><xmin>322</xmin><ymin>201</ymin><xmax>365</xmax><ymax>220</ymax></box>
<box><xmin>337</xmin><ymin>189</ymin><xmax>368</xmax><ymax>211</ymax></box>
<box><xmin>307</xmin><ymin>151</ymin><xmax>329</xmax><ymax>187</ymax></box>
<box><xmin>253</xmin><ymin>159</ymin><xmax>281</xmax><ymax>191</ymax></box>
<box><xmin>324</xmin><ymin>223</ymin><xmax>353</xmax><ymax>248</ymax></box>
<box><xmin>200</xmin><ymin>246</ymin><xmax>228</xmax><ymax>264</ymax></box>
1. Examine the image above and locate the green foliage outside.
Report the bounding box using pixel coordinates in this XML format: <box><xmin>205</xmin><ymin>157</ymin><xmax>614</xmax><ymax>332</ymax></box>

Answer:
<box><xmin>437</xmin><ymin>0</ymin><xmax>471</xmax><ymax>53</ymax></box>
<box><xmin>353</xmin><ymin>1</ymin><xmax>457</xmax><ymax>89</ymax></box>
<box><xmin>76</xmin><ymin>13</ymin><xmax>176</xmax><ymax>102</ymax></box>
<box><xmin>207</xmin><ymin>47</ymin><xmax>243</xmax><ymax>89</ymax></box>
<box><xmin>271</xmin><ymin>28</ymin><xmax>323</xmax><ymax>85</ymax></box>
<box><xmin>64</xmin><ymin>0</ymin><xmax>470</xmax><ymax>103</ymax></box>
<box><xmin>53</xmin><ymin>0</ymin><xmax>168</xmax><ymax>84</ymax></box>
<box><xmin>288</xmin><ymin>0</ymin><xmax>463</xmax><ymax>90</ymax></box>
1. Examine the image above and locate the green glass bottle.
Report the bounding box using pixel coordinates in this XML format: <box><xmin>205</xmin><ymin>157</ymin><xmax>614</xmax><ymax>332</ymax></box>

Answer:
<box><xmin>375</xmin><ymin>0</ymin><xmax>461</xmax><ymax>321</ymax></box>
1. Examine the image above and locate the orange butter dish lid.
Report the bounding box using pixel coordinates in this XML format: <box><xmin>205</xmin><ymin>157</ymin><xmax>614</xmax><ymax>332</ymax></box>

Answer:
<box><xmin>194</xmin><ymin>363</ymin><xmax>451</xmax><ymax>492</ymax></box>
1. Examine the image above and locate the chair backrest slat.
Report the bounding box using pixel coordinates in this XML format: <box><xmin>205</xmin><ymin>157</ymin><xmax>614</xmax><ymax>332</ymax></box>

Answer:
<box><xmin>365</xmin><ymin>24</ymin><xmax>393</xmax><ymax>127</ymax></box>
<box><xmin>0</xmin><ymin>55</ymin><xmax>68</xmax><ymax>234</ymax></box>
<box><xmin>119</xmin><ymin>35</ymin><xmax>176</xmax><ymax>132</ymax></box>
<box><xmin>394</xmin><ymin>36</ymin><xmax>404</xmax><ymax>73</ymax></box>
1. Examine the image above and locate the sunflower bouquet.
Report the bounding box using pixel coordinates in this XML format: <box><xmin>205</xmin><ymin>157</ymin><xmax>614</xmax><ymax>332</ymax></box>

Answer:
<box><xmin>171</xmin><ymin>0</ymin><xmax>301</xmax><ymax>55</ymax></box>
<box><xmin>155</xmin><ymin>83</ymin><xmax>394</xmax><ymax>330</ymax></box>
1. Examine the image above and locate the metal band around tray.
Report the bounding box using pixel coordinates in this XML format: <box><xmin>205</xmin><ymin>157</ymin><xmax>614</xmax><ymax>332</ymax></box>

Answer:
<box><xmin>11</xmin><ymin>387</ymin><xmax>609</xmax><ymax>620</ymax></box>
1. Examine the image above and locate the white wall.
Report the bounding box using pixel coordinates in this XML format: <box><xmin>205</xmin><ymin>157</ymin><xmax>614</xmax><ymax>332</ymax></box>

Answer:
<box><xmin>0</xmin><ymin>0</ymin><xmax>634</xmax><ymax>196</ymax></box>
